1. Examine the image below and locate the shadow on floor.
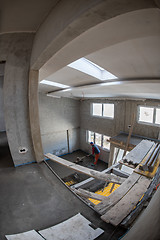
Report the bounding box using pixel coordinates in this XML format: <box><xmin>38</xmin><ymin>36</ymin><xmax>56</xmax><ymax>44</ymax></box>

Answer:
<box><xmin>0</xmin><ymin>149</ymin><xmax>126</xmax><ymax>240</ymax></box>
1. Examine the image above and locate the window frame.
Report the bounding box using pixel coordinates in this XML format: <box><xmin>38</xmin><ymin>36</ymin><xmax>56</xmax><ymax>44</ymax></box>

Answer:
<box><xmin>92</xmin><ymin>103</ymin><xmax>114</xmax><ymax>119</ymax></box>
<box><xmin>87</xmin><ymin>130</ymin><xmax>110</xmax><ymax>151</ymax></box>
<box><xmin>137</xmin><ymin>105</ymin><xmax>160</xmax><ymax>127</ymax></box>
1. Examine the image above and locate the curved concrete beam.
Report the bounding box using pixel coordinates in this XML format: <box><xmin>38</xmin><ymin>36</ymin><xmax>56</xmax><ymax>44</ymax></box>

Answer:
<box><xmin>30</xmin><ymin>0</ymin><xmax>157</xmax><ymax>70</ymax></box>
<box><xmin>39</xmin><ymin>8</ymin><xmax>160</xmax><ymax>81</ymax></box>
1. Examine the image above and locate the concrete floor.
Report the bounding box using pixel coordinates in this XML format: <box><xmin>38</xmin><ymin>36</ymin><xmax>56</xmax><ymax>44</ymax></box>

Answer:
<box><xmin>0</xmin><ymin>148</ymin><xmax>126</xmax><ymax>240</ymax></box>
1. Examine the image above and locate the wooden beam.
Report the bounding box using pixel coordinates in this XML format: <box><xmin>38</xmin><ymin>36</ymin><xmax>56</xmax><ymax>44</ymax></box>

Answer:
<box><xmin>45</xmin><ymin>153</ymin><xmax>125</xmax><ymax>184</ymax></box>
<box><xmin>73</xmin><ymin>188</ymin><xmax>107</xmax><ymax>201</ymax></box>
<box><xmin>95</xmin><ymin>172</ymin><xmax>140</xmax><ymax>215</ymax></box>
<box><xmin>101</xmin><ymin>176</ymin><xmax>151</xmax><ymax>226</ymax></box>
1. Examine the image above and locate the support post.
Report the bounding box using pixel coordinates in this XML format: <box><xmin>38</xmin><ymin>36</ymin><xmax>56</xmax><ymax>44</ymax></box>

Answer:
<box><xmin>29</xmin><ymin>70</ymin><xmax>44</xmax><ymax>162</ymax></box>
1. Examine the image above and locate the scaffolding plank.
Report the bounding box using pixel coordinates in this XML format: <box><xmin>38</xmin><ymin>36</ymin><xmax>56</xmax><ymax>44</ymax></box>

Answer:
<box><xmin>101</xmin><ymin>176</ymin><xmax>151</xmax><ymax>226</ymax></box>
<box><xmin>45</xmin><ymin>153</ymin><xmax>125</xmax><ymax>184</ymax></box>
<box><xmin>73</xmin><ymin>188</ymin><xmax>107</xmax><ymax>201</ymax></box>
<box><xmin>95</xmin><ymin>172</ymin><xmax>140</xmax><ymax>215</ymax></box>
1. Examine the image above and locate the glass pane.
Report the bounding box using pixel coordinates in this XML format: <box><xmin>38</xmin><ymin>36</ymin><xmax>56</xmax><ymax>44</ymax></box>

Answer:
<box><xmin>95</xmin><ymin>133</ymin><xmax>102</xmax><ymax>147</ymax></box>
<box><xmin>155</xmin><ymin>108</ymin><xmax>160</xmax><ymax>124</ymax></box>
<box><xmin>139</xmin><ymin>107</ymin><xmax>153</xmax><ymax>123</ymax></box>
<box><xmin>103</xmin><ymin>135</ymin><xmax>110</xmax><ymax>150</ymax></box>
<box><xmin>103</xmin><ymin>104</ymin><xmax>114</xmax><ymax>118</ymax></box>
<box><xmin>93</xmin><ymin>103</ymin><xmax>102</xmax><ymax>116</ymax></box>
<box><xmin>88</xmin><ymin>131</ymin><xmax>94</xmax><ymax>143</ymax></box>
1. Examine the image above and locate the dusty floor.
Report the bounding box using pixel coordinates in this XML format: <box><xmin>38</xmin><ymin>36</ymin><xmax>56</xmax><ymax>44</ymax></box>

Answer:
<box><xmin>0</xmin><ymin>148</ymin><xmax>126</xmax><ymax>240</ymax></box>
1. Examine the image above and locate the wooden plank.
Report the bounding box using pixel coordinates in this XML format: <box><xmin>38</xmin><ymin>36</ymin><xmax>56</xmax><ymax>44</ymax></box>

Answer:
<box><xmin>119</xmin><ymin>160</ymin><xmax>136</xmax><ymax>169</ymax></box>
<box><xmin>45</xmin><ymin>153</ymin><xmax>125</xmax><ymax>184</ymax></box>
<box><xmin>121</xmin><ymin>166</ymin><xmax>160</xmax><ymax>228</ymax></box>
<box><xmin>73</xmin><ymin>188</ymin><xmax>107</xmax><ymax>201</ymax></box>
<box><xmin>95</xmin><ymin>172</ymin><xmax>140</xmax><ymax>215</ymax></box>
<box><xmin>101</xmin><ymin>176</ymin><xmax>151</xmax><ymax>226</ymax></box>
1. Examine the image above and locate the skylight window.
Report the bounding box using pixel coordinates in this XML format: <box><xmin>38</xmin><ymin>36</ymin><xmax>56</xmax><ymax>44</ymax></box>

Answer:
<box><xmin>40</xmin><ymin>80</ymin><xmax>69</xmax><ymax>89</ymax></box>
<box><xmin>68</xmin><ymin>57</ymin><xmax>117</xmax><ymax>80</ymax></box>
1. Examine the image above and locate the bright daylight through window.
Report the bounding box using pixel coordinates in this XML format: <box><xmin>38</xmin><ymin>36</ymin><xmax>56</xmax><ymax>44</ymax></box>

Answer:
<box><xmin>138</xmin><ymin>106</ymin><xmax>160</xmax><ymax>125</ymax></box>
<box><xmin>92</xmin><ymin>103</ymin><xmax>114</xmax><ymax>118</ymax></box>
<box><xmin>88</xmin><ymin>131</ymin><xmax>110</xmax><ymax>150</ymax></box>
<box><xmin>68</xmin><ymin>57</ymin><xmax>117</xmax><ymax>80</ymax></box>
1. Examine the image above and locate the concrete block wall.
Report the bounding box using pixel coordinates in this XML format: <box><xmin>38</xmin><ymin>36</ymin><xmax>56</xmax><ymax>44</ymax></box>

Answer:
<box><xmin>80</xmin><ymin>99</ymin><xmax>125</xmax><ymax>163</ymax></box>
<box><xmin>80</xmin><ymin>98</ymin><xmax>160</xmax><ymax>163</ymax></box>
<box><xmin>124</xmin><ymin>99</ymin><xmax>160</xmax><ymax>139</ymax></box>
<box><xmin>39</xmin><ymin>93</ymin><xmax>80</xmax><ymax>155</ymax></box>
<box><xmin>0</xmin><ymin>76</ymin><xmax>5</xmax><ymax>131</ymax></box>
<box><xmin>39</xmin><ymin>96</ymin><xmax>160</xmax><ymax>163</ymax></box>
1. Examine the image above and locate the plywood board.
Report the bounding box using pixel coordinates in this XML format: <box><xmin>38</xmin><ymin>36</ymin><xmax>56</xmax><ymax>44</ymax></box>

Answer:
<box><xmin>39</xmin><ymin>213</ymin><xmax>104</xmax><ymax>240</ymax></box>
<box><xmin>6</xmin><ymin>230</ymin><xmax>44</xmax><ymax>240</ymax></box>
<box><xmin>45</xmin><ymin>153</ymin><xmax>125</xmax><ymax>184</ymax></box>
<box><xmin>95</xmin><ymin>172</ymin><xmax>140</xmax><ymax>215</ymax></box>
<box><xmin>101</xmin><ymin>176</ymin><xmax>151</xmax><ymax>226</ymax></box>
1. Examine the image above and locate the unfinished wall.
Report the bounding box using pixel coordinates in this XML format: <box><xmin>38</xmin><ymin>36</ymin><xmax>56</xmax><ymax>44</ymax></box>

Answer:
<box><xmin>80</xmin><ymin>99</ymin><xmax>126</xmax><ymax>162</ymax></box>
<box><xmin>80</xmin><ymin>98</ymin><xmax>160</xmax><ymax>163</ymax></box>
<box><xmin>0</xmin><ymin>33</ymin><xmax>35</xmax><ymax>166</ymax></box>
<box><xmin>125</xmin><ymin>99</ymin><xmax>160</xmax><ymax>139</ymax></box>
<box><xmin>39</xmin><ymin>93</ymin><xmax>80</xmax><ymax>155</ymax></box>
<box><xmin>0</xmin><ymin>76</ymin><xmax>5</xmax><ymax>131</ymax></box>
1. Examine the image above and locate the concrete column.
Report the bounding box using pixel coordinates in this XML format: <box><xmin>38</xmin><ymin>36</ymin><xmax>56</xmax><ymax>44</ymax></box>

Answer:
<box><xmin>29</xmin><ymin>70</ymin><xmax>44</xmax><ymax>162</ymax></box>
<box><xmin>108</xmin><ymin>144</ymin><xmax>115</xmax><ymax>167</ymax></box>
<box><xmin>2</xmin><ymin>33</ymin><xmax>36</xmax><ymax>166</ymax></box>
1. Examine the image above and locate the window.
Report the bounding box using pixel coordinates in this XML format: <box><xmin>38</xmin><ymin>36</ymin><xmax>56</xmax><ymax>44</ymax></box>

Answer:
<box><xmin>92</xmin><ymin>103</ymin><xmax>114</xmax><ymax>118</ymax></box>
<box><xmin>68</xmin><ymin>57</ymin><xmax>117</xmax><ymax>81</ymax></box>
<box><xmin>88</xmin><ymin>131</ymin><xmax>94</xmax><ymax>143</ymax></box>
<box><xmin>138</xmin><ymin>106</ymin><xmax>160</xmax><ymax>126</ymax></box>
<box><xmin>103</xmin><ymin>135</ymin><xmax>110</xmax><ymax>150</ymax></box>
<box><xmin>103</xmin><ymin>103</ymin><xmax>114</xmax><ymax>118</ymax></box>
<box><xmin>155</xmin><ymin>108</ymin><xmax>160</xmax><ymax>124</ymax></box>
<box><xmin>87</xmin><ymin>131</ymin><xmax>110</xmax><ymax>150</ymax></box>
<box><xmin>93</xmin><ymin>103</ymin><xmax>102</xmax><ymax>116</ymax></box>
<box><xmin>95</xmin><ymin>133</ymin><xmax>102</xmax><ymax>147</ymax></box>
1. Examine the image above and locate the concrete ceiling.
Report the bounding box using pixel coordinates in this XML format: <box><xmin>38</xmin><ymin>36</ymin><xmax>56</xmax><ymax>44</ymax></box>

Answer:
<box><xmin>1</xmin><ymin>1</ymin><xmax>160</xmax><ymax>100</ymax></box>
<box><xmin>0</xmin><ymin>0</ymin><xmax>59</xmax><ymax>33</ymax></box>
<box><xmin>39</xmin><ymin>8</ymin><xmax>160</xmax><ymax>100</ymax></box>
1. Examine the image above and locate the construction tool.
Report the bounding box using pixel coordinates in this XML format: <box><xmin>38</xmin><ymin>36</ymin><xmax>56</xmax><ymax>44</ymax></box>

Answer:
<box><xmin>75</xmin><ymin>154</ymin><xmax>91</xmax><ymax>163</ymax></box>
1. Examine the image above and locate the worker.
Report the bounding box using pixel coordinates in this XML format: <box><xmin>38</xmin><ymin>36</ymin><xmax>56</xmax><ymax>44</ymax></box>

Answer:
<box><xmin>90</xmin><ymin>142</ymin><xmax>100</xmax><ymax>165</ymax></box>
